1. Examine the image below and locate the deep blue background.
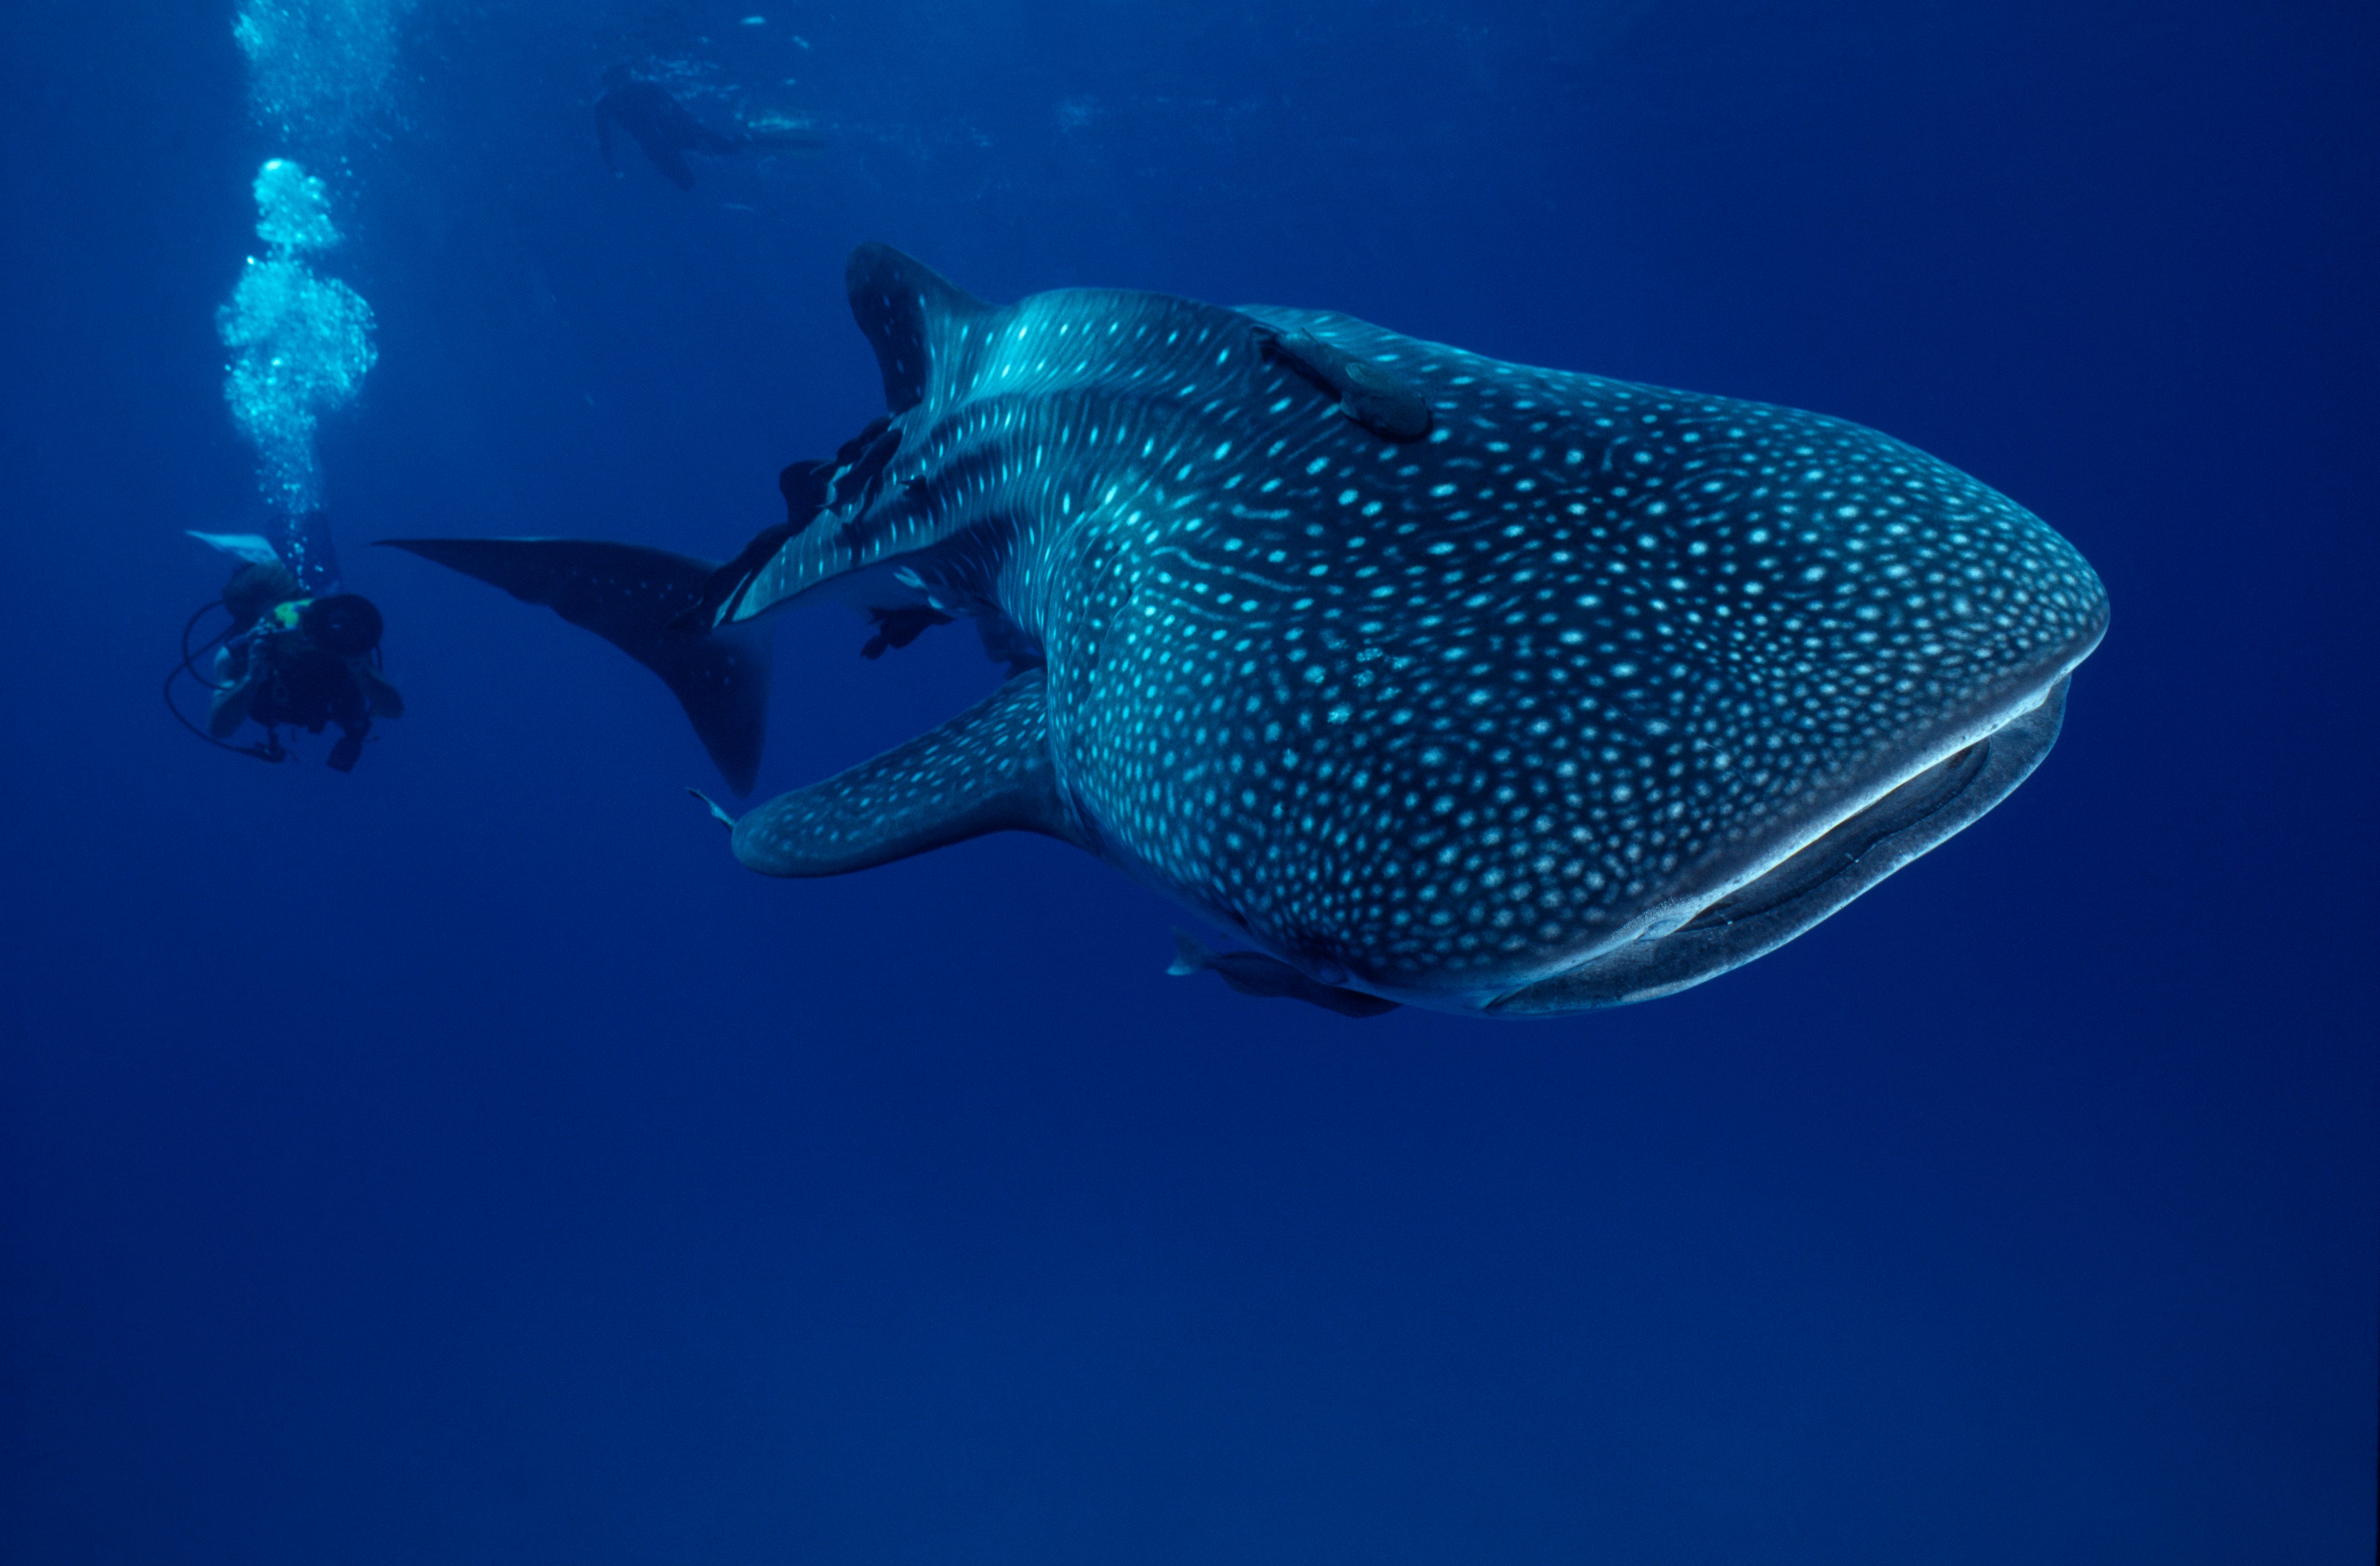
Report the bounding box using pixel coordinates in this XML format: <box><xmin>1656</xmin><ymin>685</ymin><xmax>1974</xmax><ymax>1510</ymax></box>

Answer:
<box><xmin>4</xmin><ymin>1</ymin><xmax>2374</xmax><ymax>1560</ymax></box>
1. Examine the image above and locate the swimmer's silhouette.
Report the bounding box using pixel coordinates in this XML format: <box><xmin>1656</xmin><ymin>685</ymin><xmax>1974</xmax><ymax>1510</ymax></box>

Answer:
<box><xmin>595</xmin><ymin>65</ymin><xmax>822</xmax><ymax>190</ymax></box>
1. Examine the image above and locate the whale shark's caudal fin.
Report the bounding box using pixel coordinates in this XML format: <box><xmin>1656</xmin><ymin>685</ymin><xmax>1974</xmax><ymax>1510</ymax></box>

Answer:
<box><xmin>844</xmin><ymin>240</ymin><xmax>995</xmax><ymax>414</ymax></box>
<box><xmin>376</xmin><ymin>537</ymin><xmax>774</xmax><ymax>796</ymax></box>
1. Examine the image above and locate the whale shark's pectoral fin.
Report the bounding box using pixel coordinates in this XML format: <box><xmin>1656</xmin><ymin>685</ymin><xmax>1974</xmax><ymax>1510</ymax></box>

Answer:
<box><xmin>377</xmin><ymin>537</ymin><xmax>774</xmax><ymax>796</ymax></box>
<box><xmin>731</xmin><ymin>669</ymin><xmax>1085</xmax><ymax>877</ymax></box>
<box><xmin>1167</xmin><ymin>930</ymin><xmax>1402</xmax><ymax>1019</ymax></box>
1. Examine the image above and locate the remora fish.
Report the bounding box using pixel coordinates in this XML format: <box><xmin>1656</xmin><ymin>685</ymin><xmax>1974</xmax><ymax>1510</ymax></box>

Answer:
<box><xmin>384</xmin><ymin>244</ymin><xmax>2108</xmax><ymax>1018</ymax></box>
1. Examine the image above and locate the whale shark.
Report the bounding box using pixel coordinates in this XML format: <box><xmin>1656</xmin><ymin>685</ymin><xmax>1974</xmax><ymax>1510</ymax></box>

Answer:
<box><xmin>384</xmin><ymin>244</ymin><xmax>2108</xmax><ymax>1018</ymax></box>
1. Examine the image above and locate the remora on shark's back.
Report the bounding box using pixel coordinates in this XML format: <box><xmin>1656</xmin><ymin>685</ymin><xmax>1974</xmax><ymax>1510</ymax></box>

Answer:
<box><xmin>385</xmin><ymin>244</ymin><xmax>2108</xmax><ymax>1019</ymax></box>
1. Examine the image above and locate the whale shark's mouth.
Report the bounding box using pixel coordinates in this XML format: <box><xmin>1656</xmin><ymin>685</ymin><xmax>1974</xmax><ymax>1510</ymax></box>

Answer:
<box><xmin>1488</xmin><ymin>676</ymin><xmax>2075</xmax><ymax>1015</ymax></box>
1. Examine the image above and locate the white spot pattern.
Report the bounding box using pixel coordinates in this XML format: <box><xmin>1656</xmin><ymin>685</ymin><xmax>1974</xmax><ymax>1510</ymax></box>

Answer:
<box><xmin>744</xmin><ymin>285</ymin><xmax>2110</xmax><ymax>1004</ymax></box>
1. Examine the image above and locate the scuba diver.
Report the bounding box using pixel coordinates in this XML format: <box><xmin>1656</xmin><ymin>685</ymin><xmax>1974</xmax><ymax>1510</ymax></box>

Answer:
<box><xmin>166</xmin><ymin>557</ymin><xmax>403</xmax><ymax>772</ymax></box>
<box><xmin>595</xmin><ymin>64</ymin><xmax>824</xmax><ymax>189</ymax></box>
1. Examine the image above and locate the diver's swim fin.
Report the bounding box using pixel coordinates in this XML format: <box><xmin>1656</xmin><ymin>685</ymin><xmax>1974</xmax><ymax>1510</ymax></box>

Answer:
<box><xmin>377</xmin><ymin>537</ymin><xmax>774</xmax><ymax>796</ymax></box>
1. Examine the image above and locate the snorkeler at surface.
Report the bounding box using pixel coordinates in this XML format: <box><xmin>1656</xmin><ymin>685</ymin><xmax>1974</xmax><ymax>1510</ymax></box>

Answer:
<box><xmin>177</xmin><ymin>559</ymin><xmax>403</xmax><ymax>771</ymax></box>
<box><xmin>595</xmin><ymin>64</ymin><xmax>824</xmax><ymax>189</ymax></box>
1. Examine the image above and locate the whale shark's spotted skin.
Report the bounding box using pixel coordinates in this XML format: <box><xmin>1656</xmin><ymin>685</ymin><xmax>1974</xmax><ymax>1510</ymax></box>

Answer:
<box><xmin>392</xmin><ymin>246</ymin><xmax>2107</xmax><ymax>1018</ymax></box>
<box><xmin>710</xmin><ymin>248</ymin><xmax>2107</xmax><ymax>1015</ymax></box>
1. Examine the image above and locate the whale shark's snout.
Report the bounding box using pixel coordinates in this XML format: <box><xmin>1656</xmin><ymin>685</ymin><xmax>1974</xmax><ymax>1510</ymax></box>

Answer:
<box><xmin>1483</xmin><ymin>493</ymin><xmax>2111</xmax><ymax>1013</ymax></box>
<box><xmin>1491</xmin><ymin>656</ymin><xmax>2097</xmax><ymax>1014</ymax></box>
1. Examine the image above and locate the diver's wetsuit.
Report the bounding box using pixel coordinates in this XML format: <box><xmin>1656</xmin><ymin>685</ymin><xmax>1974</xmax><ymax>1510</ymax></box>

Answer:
<box><xmin>207</xmin><ymin>586</ymin><xmax>401</xmax><ymax>772</ymax></box>
<box><xmin>596</xmin><ymin>77</ymin><xmax>749</xmax><ymax>190</ymax></box>
<box><xmin>595</xmin><ymin>69</ymin><xmax>825</xmax><ymax>189</ymax></box>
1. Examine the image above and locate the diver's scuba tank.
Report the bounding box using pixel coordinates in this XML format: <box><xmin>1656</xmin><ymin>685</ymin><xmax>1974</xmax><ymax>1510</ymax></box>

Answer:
<box><xmin>298</xmin><ymin>594</ymin><xmax>383</xmax><ymax>658</ymax></box>
<box><xmin>220</xmin><ymin>561</ymin><xmax>302</xmax><ymax>632</ymax></box>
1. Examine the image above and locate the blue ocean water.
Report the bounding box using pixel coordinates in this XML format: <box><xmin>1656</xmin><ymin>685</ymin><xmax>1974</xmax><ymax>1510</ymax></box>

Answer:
<box><xmin>2</xmin><ymin>0</ymin><xmax>2374</xmax><ymax>1558</ymax></box>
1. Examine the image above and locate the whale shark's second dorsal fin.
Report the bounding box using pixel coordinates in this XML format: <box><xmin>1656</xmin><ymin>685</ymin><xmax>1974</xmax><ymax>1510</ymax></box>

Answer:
<box><xmin>844</xmin><ymin>242</ymin><xmax>995</xmax><ymax>414</ymax></box>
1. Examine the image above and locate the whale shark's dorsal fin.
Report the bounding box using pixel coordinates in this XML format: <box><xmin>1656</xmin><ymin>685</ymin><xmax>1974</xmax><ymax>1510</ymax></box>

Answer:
<box><xmin>844</xmin><ymin>242</ymin><xmax>994</xmax><ymax>414</ymax></box>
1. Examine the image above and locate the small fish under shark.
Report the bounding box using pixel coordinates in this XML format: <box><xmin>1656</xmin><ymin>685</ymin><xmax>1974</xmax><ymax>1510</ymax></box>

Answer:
<box><xmin>383</xmin><ymin>243</ymin><xmax>2108</xmax><ymax>1020</ymax></box>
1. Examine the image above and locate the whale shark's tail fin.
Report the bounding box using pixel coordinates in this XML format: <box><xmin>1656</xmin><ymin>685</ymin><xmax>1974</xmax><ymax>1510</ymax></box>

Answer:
<box><xmin>377</xmin><ymin>537</ymin><xmax>774</xmax><ymax>796</ymax></box>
